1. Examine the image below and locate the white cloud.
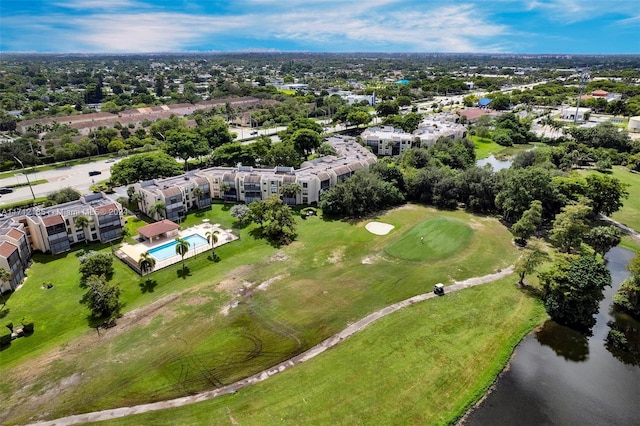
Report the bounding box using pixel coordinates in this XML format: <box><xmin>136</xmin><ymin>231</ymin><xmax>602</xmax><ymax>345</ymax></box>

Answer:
<box><xmin>2</xmin><ymin>1</ymin><xmax>511</xmax><ymax>52</ymax></box>
<box><xmin>526</xmin><ymin>0</ymin><xmax>638</xmax><ymax>23</ymax></box>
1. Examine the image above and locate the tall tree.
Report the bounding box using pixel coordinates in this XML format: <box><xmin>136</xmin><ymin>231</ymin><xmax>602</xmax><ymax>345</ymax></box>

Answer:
<box><xmin>248</xmin><ymin>195</ymin><xmax>297</xmax><ymax>245</ymax></box>
<box><xmin>584</xmin><ymin>174</ymin><xmax>629</xmax><ymax>217</ymax></box>
<box><xmin>613</xmin><ymin>253</ymin><xmax>640</xmax><ymax>320</ymax></box>
<box><xmin>540</xmin><ymin>254</ymin><xmax>611</xmax><ymax>331</ymax></box>
<box><xmin>138</xmin><ymin>251</ymin><xmax>156</xmax><ymax>277</ymax></box>
<box><xmin>230</xmin><ymin>204</ymin><xmax>250</xmax><ymax>225</ymax></box>
<box><xmin>291</xmin><ymin>128</ymin><xmax>321</xmax><ymax>158</ymax></box>
<box><xmin>511</xmin><ymin>200</ymin><xmax>543</xmax><ymax>245</ymax></box>
<box><xmin>550</xmin><ymin>203</ymin><xmax>591</xmax><ymax>253</ymax></box>
<box><xmin>514</xmin><ymin>241</ymin><xmax>548</xmax><ymax>286</ymax></box>
<box><xmin>0</xmin><ymin>268</ymin><xmax>11</xmax><ymax>303</ymax></box>
<box><xmin>81</xmin><ymin>275</ymin><xmax>122</xmax><ymax>320</ymax></box>
<box><xmin>149</xmin><ymin>201</ymin><xmax>166</xmax><ymax>220</ymax></box>
<box><xmin>175</xmin><ymin>237</ymin><xmax>190</xmax><ymax>270</ymax></box>
<box><xmin>74</xmin><ymin>215</ymin><xmax>90</xmax><ymax>244</ymax></box>
<box><xmin>205</xmin><ymin>229</ymin><xmax>220</xmax><ymax>259</ymax></box>
<box><xmin>585</xmin><ymin>226</ymin><xmax>622</xmax><ymax>258</ymax></box>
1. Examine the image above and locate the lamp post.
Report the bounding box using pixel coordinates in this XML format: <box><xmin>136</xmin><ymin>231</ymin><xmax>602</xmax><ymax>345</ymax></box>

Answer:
<box><xmin>13</xmin><ymin>156</ymin><xmax>36</xmax><ymax>201</ymax></box>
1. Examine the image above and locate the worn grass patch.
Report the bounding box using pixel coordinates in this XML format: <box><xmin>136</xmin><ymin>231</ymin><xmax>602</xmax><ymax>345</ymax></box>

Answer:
<box><xmin>0</xmin><ymin>205</ymin><xmax>520</xmax><ymax>424</ymax></box>
<box><xmin>100</xmin><ymin>275</ymin><xmax>547</xmax><ymax>426</ymax></box>
<box><xmin>385</xmin><ymin>218</ymin><xmax>473</xmax><ymax>261</ymax></box>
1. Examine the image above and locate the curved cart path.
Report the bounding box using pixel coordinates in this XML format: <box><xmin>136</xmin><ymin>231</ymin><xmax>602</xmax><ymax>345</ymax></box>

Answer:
<box><xmin>31</xmin><ymin>266</ymin><xmax>514</xmax><ymax>426</ymax></box>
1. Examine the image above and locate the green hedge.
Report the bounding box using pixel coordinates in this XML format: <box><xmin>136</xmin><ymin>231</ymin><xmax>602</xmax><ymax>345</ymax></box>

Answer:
<box><xmin>0</xmin><ymin>329</ymin><xmax>11</xmax><ymax>346</ymax></box>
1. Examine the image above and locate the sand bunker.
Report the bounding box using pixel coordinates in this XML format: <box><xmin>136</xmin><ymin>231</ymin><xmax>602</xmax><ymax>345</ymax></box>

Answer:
<box><xmin>365</xmin><ymin>222</ymin><xmax>394</xmax><ymax>235</ymax></box>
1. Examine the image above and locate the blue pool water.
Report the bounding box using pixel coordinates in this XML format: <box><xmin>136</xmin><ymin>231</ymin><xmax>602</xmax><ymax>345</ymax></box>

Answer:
<box><xmin>148</xmin><ymin>234</ymin><xmax>209</xmax><ymax>261</ymax></box>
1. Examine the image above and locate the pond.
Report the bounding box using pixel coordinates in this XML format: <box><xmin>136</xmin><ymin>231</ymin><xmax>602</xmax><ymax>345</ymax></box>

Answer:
<box><xmin>476</xmin><ymin>154</ymin><xmax>513</xmax><ymax>171</ymax></box>
<box><xmin>462</xmin><ymin>247</ymin><xmax>640</xmax><ymax>425</ymax></box>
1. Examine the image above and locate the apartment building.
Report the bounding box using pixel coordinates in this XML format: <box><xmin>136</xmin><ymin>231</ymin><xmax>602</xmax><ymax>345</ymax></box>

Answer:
<box><xmin>132</xmin><ymin>136</ymin><xmax>377</xmax><ymax>216</ymax></box>
<box><xmin>361</xmin><ymin>126</ymin><xmax>417</xmax><ymax>156</ymax></box>
<box><xmin>0</xmin><ymin>193</ymin><xmax>124</xmax><ymax>292</ymax></box>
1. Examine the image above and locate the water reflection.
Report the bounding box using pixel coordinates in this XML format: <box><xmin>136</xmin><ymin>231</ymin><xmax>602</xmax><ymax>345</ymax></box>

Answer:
<box><xmin>476</xmin><ymin>154</ymin><xmax>512</xmax><ymax>171</ymax></box>
<box><xmin>462</xmin><ymin>247</ymin><xmax>639</xmax><ymax>426</ymax></box>
<box><xmin>535</xmin><ymin>320</ymin><xmax>589</xmax><ymax>362</ymax></box>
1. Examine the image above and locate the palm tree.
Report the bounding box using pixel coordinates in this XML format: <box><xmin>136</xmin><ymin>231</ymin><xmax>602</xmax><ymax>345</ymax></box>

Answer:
<box><xmin>149</xmin><ymin>201</ymin><xmax>166</xmax><ymax>220</ymax></box>
<box><xmin>138</xmin><ymin>251</ymin><xmax>156</xmax><ymax>277</ymax></box>
<box><xmin>206</xmin><ymin>229</ymin><xmax>220</xmax><ymax>259</ymax></box>
<box><xmin>192</xmin><ymin>186</ymin><xmax>204</xmax><ymax>209</ymax></box>
<box><xmin>74</xmin><ymin>215</ymin><xmax>90</xmax><ymax>243</ymax></box>
<box><xmin>175</xmin><ymin>237</ymin><xmax>190</xmax><ymax>270</ymax></box>
<box><xmin>219</xmin><ymin>182</ymin><xmax>231</xmax><ymax>203</ymax></box>
<box><xmin>0</xmin><ymin>267</ymin><xmax>11</xmax><ymax>305</ymax></box>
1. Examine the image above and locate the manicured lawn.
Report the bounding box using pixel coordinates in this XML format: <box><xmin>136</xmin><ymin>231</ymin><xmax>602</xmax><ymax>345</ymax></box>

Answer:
<box><xmin>385</xmin><ymin>218</ymin><xmax>473</xmax><ymax>261</ymax></box>
<box><xmin>102</xmin><ymin>275</ymin><xmax>547</xmax><ymax>426</ymax></box>
<box><xmin>471</xmin><ymin>135</ymin><xmax>501</xmax><ymax>159</ymax></box>
<box><xmin>471</xmin><ymin>135</ymin><xmax>539</xmax><ymax>160</ymax></box>
<box><xmin>607</xmin><ymin>167</ymin><xmax>640</xmax><ymax>232</ymax></box>
<box><xmin>580</xmin><ymin>166</ymin><xmax>640</xmax><ymax>233</ymax></box>
<box><xmin>0</xmin><ymin>205</ymin><xmax>521</xmax><ymax>424</ymax></box>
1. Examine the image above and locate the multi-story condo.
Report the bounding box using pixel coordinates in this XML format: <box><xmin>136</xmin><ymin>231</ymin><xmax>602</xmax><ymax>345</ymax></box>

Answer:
<box><xmin>135</xmin><ymin>174</ymin><xmax>211</xmax><ymax>221</ymax></box>
<box><xmin>362</xmin><ymin>118</ymin><xmax>467</xmax><ymax>156</ymax></box>
<box><xmin>133</xmin><ymin>136</ymin><xmax>377</xmax><ymax>216</ymax></box>
<box><xmin>0</xmin><ymin>193</ymin><xmax>124</xmax><ymax>293</ymax></box>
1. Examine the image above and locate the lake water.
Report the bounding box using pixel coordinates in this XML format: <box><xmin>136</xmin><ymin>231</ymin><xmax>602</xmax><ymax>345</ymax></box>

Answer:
<box><xmin>476</xmin><ymin>154</ymin><xmax>513</xmax><ymax>171</ymax></box>
<box><xmin>462</xmin><ymin>247</ymin><xmax>640</xmax><ymax>425</ymax></box>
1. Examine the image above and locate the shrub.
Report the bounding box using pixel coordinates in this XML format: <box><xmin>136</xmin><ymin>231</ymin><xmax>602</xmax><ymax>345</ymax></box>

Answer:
<box><xmin>21</xmin><ymin>317</ymin><xmax>34</xmax><ymax>333</ymax></box>
<box><xmin>0</xmin><ymin>329</ymin><xmax>11</xmax><ymax>346</ymax></box>
<box><xmin>5</xmin><ymin>321</ymin><xmax>13</xmax><ymax>331</ymax></box>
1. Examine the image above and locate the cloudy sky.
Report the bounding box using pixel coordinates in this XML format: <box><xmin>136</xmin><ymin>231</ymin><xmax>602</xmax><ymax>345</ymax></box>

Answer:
<box><xmin>1</xmin><ymin>0</ymin><xmax>638</xmax><ymax>54</ymax></box>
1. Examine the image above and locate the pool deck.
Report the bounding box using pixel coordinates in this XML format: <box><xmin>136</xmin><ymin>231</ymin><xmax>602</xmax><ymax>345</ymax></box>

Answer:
<box><xmin>116</xmin><ymin>222</ymin><xmax>238</xmax><ymax>273</ymax></box>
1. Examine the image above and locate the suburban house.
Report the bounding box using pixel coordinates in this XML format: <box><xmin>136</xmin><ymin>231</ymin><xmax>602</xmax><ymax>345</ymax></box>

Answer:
<box><xmin>132</xmin><ymin>136</ymin><xmax>377</xmax><ymax>217</ymax></box>
<box><xmin>0</xmin><ymin>193</ymin><xmax>124</xmax><ymax>292</ymax></box>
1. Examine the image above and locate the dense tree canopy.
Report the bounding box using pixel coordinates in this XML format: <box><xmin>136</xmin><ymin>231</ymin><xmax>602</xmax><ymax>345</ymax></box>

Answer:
<box><xmin>247</xmin><ymin>195</ymin><xmax>297</xmax><ymax>245</ymax></box>
<box><xmin>319</xmin><ymin>169</ymin><xmax>404</xmax><ymax>217</ymax></box>
<box><xmin>110</xmin><ymin>152</ymin><xmax>182</xmax><ymax>185</ymax></box>
<box><xmin>613</xmin><ymin>253</ymin><xmax>640</xmax><ymax>320</ymax></box>
<box><xmin>541</xmin><ymin>254</ymin><xmax>611</xmax><ymax>331</ymax></box>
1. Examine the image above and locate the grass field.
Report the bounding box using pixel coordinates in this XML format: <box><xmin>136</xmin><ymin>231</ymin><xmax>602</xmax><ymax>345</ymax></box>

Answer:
<box><xmin>101</xmin><ymin>275</ymin><xmax>547</xmax><ymax>426</ymax></box>
<box><xmin>471</xmin><ymin>135</ymin><xmax>537</xmax><ymax>160</ymax></box>
<box><xmin>385</xmin><ymin>218</ymin><xmax>473</xmax><ymax>261</ymax></box>
<box><xmin>607</xmin><ymin>167</ymin><xmax>640</xmax><ymax>232</ymax></box>
<box><xmin>0</xmin><ymin>205</ymin><xmax>522</xmax><ymax>424</ymax></box>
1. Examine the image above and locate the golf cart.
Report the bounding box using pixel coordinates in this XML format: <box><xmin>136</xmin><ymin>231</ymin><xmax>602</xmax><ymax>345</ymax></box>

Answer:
<box><xmin>434</xmin><ymin>283</ymin><xmax>445</xmax><ymax>295</ymax></box>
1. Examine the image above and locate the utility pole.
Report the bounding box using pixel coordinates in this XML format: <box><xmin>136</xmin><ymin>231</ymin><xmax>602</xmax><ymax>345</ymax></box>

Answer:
<box><xmin>13</xmin><ymin>156</ymin><xmax>36</xmax><ymax>202</ymax></box>
<box><xmin>574</xmin><ymin>68</ymin><xmax>590</xmax><ymax>124</ymax></box>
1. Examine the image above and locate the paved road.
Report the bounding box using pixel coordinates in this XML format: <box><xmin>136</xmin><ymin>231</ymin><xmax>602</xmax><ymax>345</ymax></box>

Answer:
<box><xmin>29</xmin><ymin>266</ymin><xmax>514</xmax><ymax>426</ymax></box>
<box><xmin>0</xmin><ymin>158</ymin><xmax>123</xmax><ymax>205</ymax></box>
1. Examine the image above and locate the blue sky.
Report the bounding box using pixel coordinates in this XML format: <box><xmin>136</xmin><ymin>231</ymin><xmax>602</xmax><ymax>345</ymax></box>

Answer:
<box><xmin>1</xmin><ymin>0</ymin><xmax>638</xmax><ymax>54</ymax></box>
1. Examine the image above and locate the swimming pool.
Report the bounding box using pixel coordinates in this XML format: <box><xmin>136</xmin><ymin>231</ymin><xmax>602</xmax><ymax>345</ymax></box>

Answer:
<box><xmin>148</xmin><ymin>234</ymin><xmax>209</xmax><ymax>261</ymax></box>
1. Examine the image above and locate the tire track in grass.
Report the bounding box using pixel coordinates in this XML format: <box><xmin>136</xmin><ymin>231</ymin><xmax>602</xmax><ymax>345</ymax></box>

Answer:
<box><xmin>29</xmin><ymin>266</ymin><xmax>515</xmax><ymax>426</ymax></box>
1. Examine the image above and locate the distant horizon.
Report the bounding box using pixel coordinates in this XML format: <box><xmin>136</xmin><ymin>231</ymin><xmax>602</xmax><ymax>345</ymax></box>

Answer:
<box><xmin>1</xmin><ymin>0</ymin><xmax>639</xmax><ymax>55</ymax></box>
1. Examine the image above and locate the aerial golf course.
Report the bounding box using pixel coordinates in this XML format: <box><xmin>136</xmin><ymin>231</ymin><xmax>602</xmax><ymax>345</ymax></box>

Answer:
<box><xmin>1</xmin><ymin>205</ymin><xmax>547</xmax><ymax>425</ymax></box>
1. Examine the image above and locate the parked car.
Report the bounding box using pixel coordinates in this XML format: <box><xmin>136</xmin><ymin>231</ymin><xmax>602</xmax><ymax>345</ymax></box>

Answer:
<box><xmin>105</xmin><ymin>158</ymin><xmax>116</xmax><ymax>163</ymax></box>
<box><xmin>0</xmin><ymin>187</ymin><xmax>14</xmax><ymax>194</ymax></box>
<box><xmin>250</xmin><ymin>130</ymin><xmax>258</xmax><ymax>135</ymax></box>
<box><xmin>88</xmin><ymin>171</ymin><xmax>102</xmax><ymax>176</ymax></box>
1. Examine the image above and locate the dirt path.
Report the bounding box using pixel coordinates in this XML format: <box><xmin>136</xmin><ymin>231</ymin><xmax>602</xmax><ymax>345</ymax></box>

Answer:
<box><xmin>30</xmin><ymin>266</ymin><xmax>514</xmax><ymax>426</ymax></box>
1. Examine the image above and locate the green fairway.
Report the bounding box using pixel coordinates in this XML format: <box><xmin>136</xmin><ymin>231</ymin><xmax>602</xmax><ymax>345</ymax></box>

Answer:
<box><xmin>100</xmin><ymin>275</ymin><xmax>547</xmax><ymax>426</ymax></box>
<box><xmin>0</xmin><ymin>205</ymin><xmax>521</xmax><ymax>424</ymax></box>
<box><xmin>471</xmin><ymin>135</ymin><xmax>501</xmax><ymax>159</ymax></box>
<box><xmin>385</xmin><ymin>218</ymin><xmax>473</xmax><ymax>261</ymax></box>
<box><xmin>580</xmin><ymin>166</ymin><xmax>640</xmax><ymax>233</ymax></box>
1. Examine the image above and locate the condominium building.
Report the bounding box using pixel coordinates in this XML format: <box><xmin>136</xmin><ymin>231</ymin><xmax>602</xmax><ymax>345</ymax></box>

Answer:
<box><xmin>133</xmin><ymin>136</ymin><xmax>377</xmax><ymax>217</ymax></box>
<box><xmin>0</xmin><ymin>193</ymin><xmax>124</xmax><ymax>293</ymax></box>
